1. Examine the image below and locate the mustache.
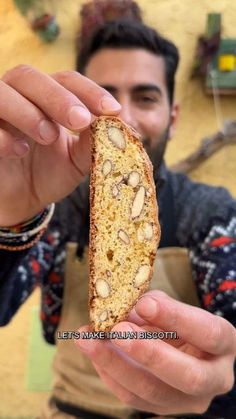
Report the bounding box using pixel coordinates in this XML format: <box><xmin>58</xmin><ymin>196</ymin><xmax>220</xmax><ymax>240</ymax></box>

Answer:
<box><xmin>141</xmin><ymin>137</ymin><xmax>152</xmax><ymax>149</ymax></box>
<box><xmin>141</xmin><ymin>129</ymin><xmax>170</xmax><ymax>176</ymax></box>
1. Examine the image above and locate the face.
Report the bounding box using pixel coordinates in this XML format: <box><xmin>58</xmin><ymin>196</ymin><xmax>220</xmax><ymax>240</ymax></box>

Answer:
<box><xmin>85</xmin><ymin>48</ymin><xmax>179</xmax><ymax>174</ymax></box>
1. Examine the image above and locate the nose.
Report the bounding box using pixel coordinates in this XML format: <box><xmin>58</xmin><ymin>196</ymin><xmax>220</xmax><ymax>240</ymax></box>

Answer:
<box><xmin>118</xmin><ymin>101</ymin><xmax>138</xmax><ymax>131</ymax></box>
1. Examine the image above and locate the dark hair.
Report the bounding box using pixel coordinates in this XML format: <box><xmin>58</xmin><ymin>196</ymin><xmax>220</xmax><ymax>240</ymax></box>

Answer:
<box><xmin>76</xmin><ymin>19</ymin><xmax>179</xmax><ymax>104</ymax></box>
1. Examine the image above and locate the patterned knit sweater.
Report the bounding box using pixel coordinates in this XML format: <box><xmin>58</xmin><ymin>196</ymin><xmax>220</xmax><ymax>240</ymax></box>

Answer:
<box><xmin>0</xmin><ymin>165</ymin><xmax>236</xmax><ymax>418</ymax></box>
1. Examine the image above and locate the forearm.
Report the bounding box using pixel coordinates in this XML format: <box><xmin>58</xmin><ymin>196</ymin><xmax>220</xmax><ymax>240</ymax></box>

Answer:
<box><xmin>0</xmin><ymin>248</ymin><xmax>33</xmax><ymax>325</ymax></box>
<box><xmin>0</xmin><ymin>204</ymin><xmax>56</xmax><ymax>324</ymax></box>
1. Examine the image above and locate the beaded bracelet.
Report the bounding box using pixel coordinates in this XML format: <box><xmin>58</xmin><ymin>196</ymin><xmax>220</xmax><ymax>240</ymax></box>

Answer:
<box><xmin>0</xmin><ymin>203</ymin><xmax>55</xmax><ymax>251</ymax></box>
<box><xmin>0</xmin><ymin>228</ymin><xmax>46</xmax><ymax>251</ymax></box>
<box><xmin>0</xmin><ymin>208</ymin><xmax>47</xmax><ymax>234</ymax></box>
<box><xmin>0</xmin><ymin>203</ymin><xmax>55</xmax><ymax>239</ymax></box>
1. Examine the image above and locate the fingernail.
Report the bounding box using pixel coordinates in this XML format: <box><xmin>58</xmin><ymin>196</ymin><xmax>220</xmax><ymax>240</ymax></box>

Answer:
<box><xmin>76</xmin><ymin>337</ymin><xmax>94</xmax><ymax>353</ymax></box>
<box><xmin>75</xmin><ymin>327</ymin><xmax>94</xmax><ymax>353</ymax></box>
<box><xmin>111</xmin><ymin>326</ymin><xmax>133</xmax><ymax>349</ymax></box>
<box><xmin>101</xmin><ymin>96</ymin><xmax>121</xmax><ymax>112</ymax></box>
<box><xmin>39</xmin><ymin>120</ymin><xmax>59</xmax><ymax>144</ymax></box>
<box><xmin>136</xmin><ymin>297</ymin><xmax>158</xmax><ymax>319</ymax></box>
<box><xmin>13</xmin><ymin>140</ymin><xmax>29</xmax><ymax>157</ymax></box>
<box><xmin>68</xmin><ymin>106</ymin><xmax>91</xmax><ymax>129</ymax></box>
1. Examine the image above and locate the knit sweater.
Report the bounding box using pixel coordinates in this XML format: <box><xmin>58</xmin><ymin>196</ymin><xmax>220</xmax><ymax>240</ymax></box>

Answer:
<box><xmin>0</xmin><ymin>164</ymin><xmax>236</xmax><ymax>418</ymax></box>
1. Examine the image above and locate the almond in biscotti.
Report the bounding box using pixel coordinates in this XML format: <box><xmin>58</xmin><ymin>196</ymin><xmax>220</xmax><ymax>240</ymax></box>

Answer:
<box><xmin>89</xmin><ymin>116</ymin><xmax>161</xmax><ymax>332</ymax></box>
<box><xmin>131</xmin><ymin>186</ymin><xmax>146</xmax><ymax>219</ymax></box>
<box><xmin>111</xmin><ymin>184</ymin><xmax>119</xmax><ymax>197</ymax></box>
<box><xmin>95</xmin><ymin>279</ymin><xmax>110</xmax><ymax>298</ymax></box>
<box><xmin>128</xmin><ymin>171</ymin><xmax>140</xmax><ymax>188</ymax></box>
<box><xmin>138</xmin><ymin>223</ymin><xmax>154</xmax><ymax>242</ymax></box>
<box><xmin>108</xmin><ymin>127</ymin><xmax>126</xmax><ymax>150</ymax></box>
<box><xmin>118</xmin><ymin>229</ymin><xmax>130</xmax><ymax>245</ymax></box>
<box><xmin>102</xmin><ymin>160</ymin><xmax>112</xmax><ymax>177</ymax></box>
<box><xmin>99</xmin><ymin>310</ymin><xmax>108</xmax><ymax>322</ymax></box>
<box><xmin>134</xmin><ymin>265</ymin><xmax>151</xmax><ymax>288</ymax></box>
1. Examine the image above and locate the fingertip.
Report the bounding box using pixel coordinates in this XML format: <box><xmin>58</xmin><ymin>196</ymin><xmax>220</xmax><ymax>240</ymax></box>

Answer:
<box><xmin>127</xmin><ymin>308</ymin><xmax>146</xmax><ymax>326</ymax></box>
<box><xmin>78</xmin><ymin>325</ymin><xmax>90</xmax><ymax>333</ymax></box>
<box><xmin>100</xmin><ymin>96</ymin><xmax>121</xmax><ymax>114</ymax></box>
<box><xmin>75</xmin><ymin>325</ymin><xmax>94</xmax><ymax>353</ymax></box>
<box><xmin>68</xmin><ymin>105</ymin><xmax>91</xmax><ymax>130</ymax></box>
<box><xmin>111</xmin><ymin>322</ymin><xmax>134</xmax><ymax>349</ymax></box>
<box><xmin>13</xmin><ymin>139</ymin><xmax>30</xmax><ymax>157</ymax></box>
<box><xmin>112</xmin><ymin>321</ymin><xmax>133</xmax><ymax>333</ymax></box>
<box><xmin>38</xmin><ymin>120</ymin><xmax>59</xmax><ymax>144</ymax></box>
<box><xmin>135</xmin><ymin>296</ymin><xmax>159</xmax><ymax>320</ymax></box>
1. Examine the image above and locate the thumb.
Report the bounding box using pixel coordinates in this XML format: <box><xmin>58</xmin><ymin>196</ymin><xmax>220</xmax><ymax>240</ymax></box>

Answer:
<box><xmin>69</xmin><ymin>127</ymin><xmax>91</xmax><ymax>178</ymax></box>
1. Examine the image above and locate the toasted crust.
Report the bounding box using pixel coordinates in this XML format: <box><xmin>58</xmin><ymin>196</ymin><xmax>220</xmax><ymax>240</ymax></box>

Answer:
<box><xmin>89</xmin><ymin>116</ymin><xmax>161</xmax><ymax>331</ymax></box>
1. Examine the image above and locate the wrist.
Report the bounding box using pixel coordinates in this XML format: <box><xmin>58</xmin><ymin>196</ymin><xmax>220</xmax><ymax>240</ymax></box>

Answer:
<box><xmin>0</xmin><ymin>208</ymin><xmax>46</xmax><ymax>233</ymax></box>
<box><xmin>0</xmin><ymin>207</ymin><xmax>46</xmax><ymax>228</ymax></box>
<box><xmin>0</xmin><ymin>203</ymin><xmax>55</xmax><ymax>251</ymax></box>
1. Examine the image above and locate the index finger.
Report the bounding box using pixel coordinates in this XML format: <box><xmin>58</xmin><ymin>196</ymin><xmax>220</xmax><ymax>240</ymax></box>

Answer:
<box><xmin>3</xmin><ymin>66</ymin><xmax>121</xmax><ymax>131</ymax></box>
<box><xmin>135</xmin><ymin>291</ymin><xmax>236</xmax><ymax>356</ymax></box>
<box><xmin>52</xmin><ymin>71</ymin><xmax>121</xmax><ymax>116</ymax></box>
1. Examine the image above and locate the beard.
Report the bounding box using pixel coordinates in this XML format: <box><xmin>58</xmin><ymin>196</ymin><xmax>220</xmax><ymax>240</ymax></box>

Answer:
<box><xmin>141</xmin><ymin>126</ymin><xmax>170</xmax><ymax>182</ymax></box>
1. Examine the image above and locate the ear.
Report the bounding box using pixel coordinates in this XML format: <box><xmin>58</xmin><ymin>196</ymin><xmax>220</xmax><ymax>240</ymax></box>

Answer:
<box><xmin>168</xmin><ymin>102</ymin><xmax>180</xmax><ymax>139</ymax></box>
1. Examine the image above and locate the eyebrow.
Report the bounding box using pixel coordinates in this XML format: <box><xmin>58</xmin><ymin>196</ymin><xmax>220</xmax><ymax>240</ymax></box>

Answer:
<box><xmin>101</xmin><ymin>84</ymin><xmax>163</xmax><ymax>96</ymax></box>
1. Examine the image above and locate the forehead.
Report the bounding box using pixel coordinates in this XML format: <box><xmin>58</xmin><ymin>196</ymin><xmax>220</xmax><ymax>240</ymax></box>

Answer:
<box><xmin>85</xmin><ymin>48</ymin><xmax>167</xmax><ymax>90</ymax></box>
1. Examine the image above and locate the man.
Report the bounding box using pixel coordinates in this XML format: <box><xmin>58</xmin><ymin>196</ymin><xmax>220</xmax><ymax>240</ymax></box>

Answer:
<box><xmin>0</xmin><ymin>19</ymin><xmax>236</xmax><ymax>419</ymax></box>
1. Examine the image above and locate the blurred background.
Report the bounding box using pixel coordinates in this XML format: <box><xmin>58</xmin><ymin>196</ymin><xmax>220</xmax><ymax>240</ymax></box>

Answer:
<box><xmin>0</xmin><ymin>1</ymin><xmax>235</xmax><ymax>418</ymax></box>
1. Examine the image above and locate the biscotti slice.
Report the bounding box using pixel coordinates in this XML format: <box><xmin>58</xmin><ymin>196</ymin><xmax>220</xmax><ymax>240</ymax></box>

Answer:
<box><xmin>89</xmin><ymin>116</ymin><xmax>160</xmax><ymax>332</ymax></box>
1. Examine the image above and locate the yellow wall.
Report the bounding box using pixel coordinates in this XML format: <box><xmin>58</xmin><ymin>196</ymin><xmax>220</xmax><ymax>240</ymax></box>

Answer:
<box><xmin>0</xmin><ymin>0</ymin><xmax>236</xmax><ymax>194</ymax></box>
<box><xmin>0</xmin><ymin>1</ymin><xmax>235</xmax><ymax>417</ymax></box>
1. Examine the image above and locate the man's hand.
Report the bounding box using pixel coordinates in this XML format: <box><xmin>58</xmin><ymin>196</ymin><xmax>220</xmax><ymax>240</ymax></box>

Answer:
<box><xmin>76</xmin><ymin>291</ymin><xmax>236</xmax><ymax>416</ymax></box>
<box><xmin>0</xmin><ymin>65</ymin><xmax>121</xmax><ymax>226</ymax></box>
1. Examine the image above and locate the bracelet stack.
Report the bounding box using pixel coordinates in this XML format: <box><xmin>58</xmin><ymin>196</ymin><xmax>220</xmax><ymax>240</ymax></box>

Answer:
<box><xmin>0</xmin><ymin>203</ymin><xmax>55</xmax><ymax>251</ymax></box>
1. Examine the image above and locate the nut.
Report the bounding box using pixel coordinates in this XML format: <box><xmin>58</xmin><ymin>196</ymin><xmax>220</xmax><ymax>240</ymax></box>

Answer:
<box><xmin>112</xmin><ymin>184</ymin><xmax>119</xmax><ymax>197</ymax></box>
<box><xmin>143</xmin><ymin>223</ymin><xmax>153</xmax><ymax>240</ymax></box>
<box><xmin>95</xmin><ymin>279</ymin><xmax>110</xmax><ymax>298</ymax></box>
<box><xmin>127</xmin><ymin>171</ymin><xmax>140</xmax><ymax>188</ymax></box>
<box><xmin>106</xmin><ymin>270</ymin><xmax>112</xmax><ymax>277</ymax></box>
<box><xmin>102</xmin><ymin>160</ymin><xmax>112</xmax><ymax>176</ymax></box>
<box><xmin>99</xmin><ymin>310</ymin><xmax>108</xmax><ymax>322</ymax></box>
<box><xmin>131</xmin><ymin>186</ymin><xmax>145</xmax><ymax>219</ymax></box>
<box><xmin>108</xmin><ymin>127</ymin><xmax>126</xmax><ymax>150</ymax></box>
<box><xmin>137</xmin><ymin>223</ymin><xmax>153</xmax><ymax>241</ymax></box>
<box><xmin>118</xmin><ymin>229</ymin><xmax>130</xmax><ymax>244</ymax></box>
<box><xmin>133</xmin><ymin>265</ymin><xmax>151</xmax><ymax>288</ymax></box>
<box><xmin>137</xmin><ymin>228</ymin><xmax>144</xmax><ymax>242</ymax></box>
<box><xmin>115</xmin><ymin>175</ymin><xmax>124</xmax><ymax>184</ymax></box>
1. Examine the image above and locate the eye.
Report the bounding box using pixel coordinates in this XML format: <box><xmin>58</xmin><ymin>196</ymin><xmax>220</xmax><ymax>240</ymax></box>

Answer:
<box><xmin>139</xmin><ymin>96</ymin><xmax>156</xmax><ymax>103</ymax></box>
<box><xmin>134</xmin><ymin>95</ymin><xmax>159</xmax><ymax>109</ymax></box>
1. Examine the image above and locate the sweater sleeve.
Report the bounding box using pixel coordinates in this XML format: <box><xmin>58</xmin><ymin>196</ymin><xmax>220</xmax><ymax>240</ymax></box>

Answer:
<box><xmin>0</xmin><ymin>248</ymin><xmax>32</xmax><ymax>325</ymax></box>
<box><xmin>0</xmin><ymin>179</ymin><xmax>90</xmax><ymax>342</ymax></box>
<box><xmin>0</xmin><ymin>223</ymin><xmax>66</xmax><ymax>327</ymax></box>
<box><xmin>172</xmin><ymin>172</ymin><xmax>236</xmax><ymax>419</ymax></box>
<box><xmin>173</xmin><ymin>173</ymin><xmax>236</xmax><ymax>324</ymax></box>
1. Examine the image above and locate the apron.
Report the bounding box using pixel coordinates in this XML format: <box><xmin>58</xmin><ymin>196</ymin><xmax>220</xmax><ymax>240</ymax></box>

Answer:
<box><xmin>41</xmin><ymin>244</ymin><xmax>200</xmax><ymax>419</ymax></box>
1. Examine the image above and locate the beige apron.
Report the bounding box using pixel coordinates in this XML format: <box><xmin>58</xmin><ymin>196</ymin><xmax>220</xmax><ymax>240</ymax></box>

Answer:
<box><xmin>41</xmin><ymin>244</ymin><xmax>199</xmax><ymax>419</ymax></box>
